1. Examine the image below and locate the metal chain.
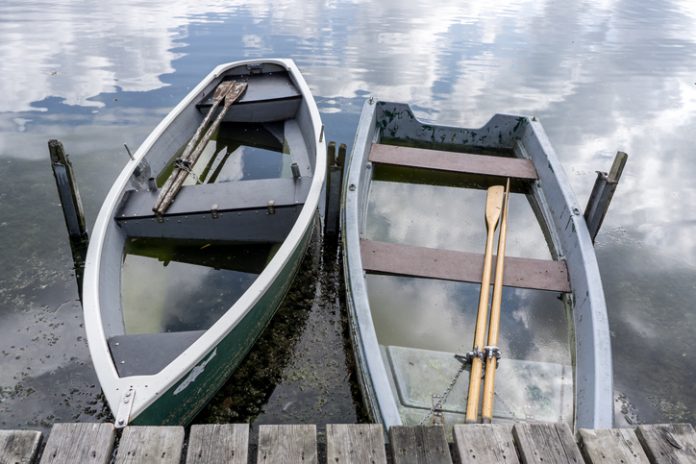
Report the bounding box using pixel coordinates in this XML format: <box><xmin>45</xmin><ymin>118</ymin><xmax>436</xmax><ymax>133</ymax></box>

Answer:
<box><xmin>419</xmin><ymin>347</ymin><xmax>505</xmax><ymax>425</ymax></box>
<box><xmin>419</xmin><ymin>359</ymin><xmax>467</xmax><ymax>425</ymax></box>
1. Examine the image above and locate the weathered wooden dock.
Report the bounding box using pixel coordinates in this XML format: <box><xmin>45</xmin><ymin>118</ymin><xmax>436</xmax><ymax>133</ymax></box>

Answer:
<box><xmin>2</xmin><ymin>422</ymin><xmax>695</xmax><ymax>463</ymax></box>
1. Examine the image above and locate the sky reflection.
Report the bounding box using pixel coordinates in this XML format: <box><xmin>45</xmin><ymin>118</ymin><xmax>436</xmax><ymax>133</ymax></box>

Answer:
<box><xmin>1</xmin><ymin>0</ymin><xmax>695</xmax><ymax>427</ymax></box>
<box><xmin>367</xmin><ymin>180</ymin><xmax>552</xmax><ymax>260</ymax></box>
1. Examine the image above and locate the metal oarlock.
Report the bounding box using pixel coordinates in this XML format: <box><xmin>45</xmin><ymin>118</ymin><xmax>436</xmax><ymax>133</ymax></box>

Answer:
<box><xmin>174</xmin><ymin>158</ymin><xmax>199</xmax><ymax>183</ymax></box>
<box><xmin>483</xmin><ymin>346</ymin><xmax>501</xmax><ymax>367</ymax></box>
<box><xmin>174</xmin><ymin>158</ymin><xmax>193</xmax><ymax>170</ymax></box>
<box><xmin>455</xmin><ymin>348</ymin><xmax>485</xmax><ymax>366</ymax></box>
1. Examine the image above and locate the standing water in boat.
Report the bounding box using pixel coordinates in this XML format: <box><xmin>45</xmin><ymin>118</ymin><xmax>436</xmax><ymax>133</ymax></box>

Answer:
<box><xmin>342</xmin><ymin>99</ymin><xmax>612</xmax><ymax>433</ymax></box>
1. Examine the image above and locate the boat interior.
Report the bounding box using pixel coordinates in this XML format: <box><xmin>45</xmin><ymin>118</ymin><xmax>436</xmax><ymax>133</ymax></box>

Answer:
<box><xmin>103</xmin><ymin>63</ymin><xmax>317</xmax><ymax>377</ymax></box>
<box><xmin>358</xmin><ymin>104</ymin><xmax>575</xmax><ymax>426</ymax></box>
<box><xmin>117</xmin><ymin>64</ymin><xmax>315</xmax><ymax>244</ymax></box>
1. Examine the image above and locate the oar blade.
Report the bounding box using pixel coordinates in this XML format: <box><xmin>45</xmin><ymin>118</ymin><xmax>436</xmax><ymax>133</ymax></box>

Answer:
<box><xmin>152</xmin><ymin>81</ymin><xmax>248</xmax><ymax>216</ymax></box>
<box><xmin>222</xmin><ymin>81</ymin><xmax>248</xmax><ymax>105</ymax></box>
<box><xmin>485</xmin><ymin>185</ymin><xmax>505</xmax><ymax>228</ymax></box>
<box><xmin>212</xmin><ymin>80</ymin><xmax>235</xmax><ymax>100</ymax></box>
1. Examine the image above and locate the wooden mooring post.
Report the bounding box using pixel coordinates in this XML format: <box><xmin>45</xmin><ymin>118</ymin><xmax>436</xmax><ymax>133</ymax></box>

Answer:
<box><xmin>49</xmin><ymin>139</ymin><xmax>89</xmax><ymax>292</ymax></box>
<box><xmin>584</xmin><ymin>151</ymin><xmax>628</xmax><ymax>243</ymax></box>
<box><xmin>49</xmin><ymin>140</ymin><xmax>87</xmax><ymax>241</ymax></box>
<box><xmin>324</xmin><ymin>141</ymin><xmax>346</xmax><ymax>241</ymax></box>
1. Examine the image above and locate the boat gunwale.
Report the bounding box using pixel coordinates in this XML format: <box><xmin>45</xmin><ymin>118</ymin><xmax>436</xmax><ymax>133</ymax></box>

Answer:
<box><xmin>82</xmin><ymin>58</ymin><xmax>326</xmax><ymax>424</ymax></box>
<box><xmin>521</xmin><ymin>119</ymin><xmax>613</xmax><ymax>429</ymax></box>
<box><xmin>342</xmin><ymin>99</ymin><xmax>402</xmax><ymax>428</ymax></box>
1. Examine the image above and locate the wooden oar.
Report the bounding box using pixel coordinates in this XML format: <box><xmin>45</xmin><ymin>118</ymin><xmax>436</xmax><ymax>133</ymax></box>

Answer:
<box><xmin>481</xmin><ymin>178</ymin><xmax>511</xmax><ymax>423</ymax></box>
<box><xmin>182</xmin><ymin>82</ymin><xmax>237</xmax><ymax>164</ymax></box>
<box><xmin>153</xmin><ymin>80</ymin><xmax>247</xmax><ymax>215</ymax></box>
<box><xmin>153</xmin><ymin>82</ymin><xmax>234</xmax><ymax>209</ymax></box>
<box><xmin>465</xmin><ymin>185</ymin><xmax>505</xmax><ymax>423</ymax></box>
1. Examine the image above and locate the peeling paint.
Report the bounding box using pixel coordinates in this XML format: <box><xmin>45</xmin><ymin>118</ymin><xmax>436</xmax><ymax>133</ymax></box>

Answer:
<box><xmin>174</xmin><ymin>348</ymin><xmax>217</xmax><ymax>395</ymax></box>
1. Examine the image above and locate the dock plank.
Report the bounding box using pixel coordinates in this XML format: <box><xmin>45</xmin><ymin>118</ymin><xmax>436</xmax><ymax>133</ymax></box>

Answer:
<box><xmin>636</xmin><ymin>423</ymin><xmax>696</xmax><ymax>464</ymax></box>
<box><xmin>361</xmin><ymin>239</ymin><xmax>570</xmax><ymax>293</ymax></box>
<box><xmin>453</xmin><ymin>424</ymin><xmax>519</xmax><ymax>464</ymax></box>
<box><xmin>389</xmin><ymin>426</ymin><xmax>453</xmax><ymax>464</ymax></box>
<box><xmin>578</xmin><ymin>428</ymin><xmax>649</xmax><ymax>464</ymax></box>
<box><xmin>186</xmin><ymin>424</ymin><xmax>248</xmax><ymax>464</ymax></box>
<box><xmin>115</xmin><ymin>426</ymin><xmax>184</xmax><ymax>464</ymax></box>
<box><xmin>39</xmin><ymin>423</ymin><xmax>115</xmax><ymax>464</ymax></box>
<box><xmin>513</xmin><ymin>423</ymin><xmax>583</xmax><ymax>464</ymax></box>
<box><xmin>369</xmin><ymin>144</ymin><xmax>539</xmax><ymax>180</ymax></box>
<box><xmin>326</xmin><ymin>424</ymin><xmax>387</xmax><ymax>464</ymax></box>
<box><xmin>257</xmin><ymin>425</ymin><xmax>317</xmax><ymax>464</ymax></box>
<box><xmin>0</xmin><ymin>430</ymin><xmax>42</xmax><ymax>464</ymax></box>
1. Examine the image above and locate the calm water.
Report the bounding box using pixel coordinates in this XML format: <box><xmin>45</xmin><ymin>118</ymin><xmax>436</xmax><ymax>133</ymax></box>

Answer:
<box><xmin>1</xmin><ymin>0</ymin><xmax>695</xmax><ymax>429</ymax></box>
<box><xmin>365</xmin><ymin>178</ymin><xmax>571</xmax><ymax>358</ymax></box>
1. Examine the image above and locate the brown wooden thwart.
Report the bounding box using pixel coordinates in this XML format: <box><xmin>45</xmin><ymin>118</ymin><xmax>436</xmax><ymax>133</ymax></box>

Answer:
<box><xmin>2</xmin><ymin>422</ymin><xmax>695</xmax><ymax>464</ymax></box>
<box><xmin>369</xmin><ymin>144</ymin><xmax>539</xmax><ymax>180</ymax></box>
<box><xmin>361</xmin><ymin>239</ymin><xmax>571</xmax><ymax>293</ymax></box>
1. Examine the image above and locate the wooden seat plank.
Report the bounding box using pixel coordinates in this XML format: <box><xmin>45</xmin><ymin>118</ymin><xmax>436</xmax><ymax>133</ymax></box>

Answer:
<box><xmin>513</xmin><ymin>423</ymin><xmax>583</xmax><ymax>464</ymax></box>
<box><xmin>257</xmin><ymin>425</ymin><xmax>317</xmax><ymax>464</ymax></box>
<box><xmin>115</xmin><ymin>426</ymin><xmax>184</xmax><ymax>464</ymax></box>
<box><xmin>118</xmin><ymin>177</ymin><xmax>310</xmax><ymax>219</ymax></box>
<box><xmin>40</xmin><ymin>423</ymin><xmax>115</xmax><ymax>464</ymax></box>
<box><xmin>327</xmin><ymin>424</ymin><xmax>387</xmax><ymax>464</ymax></box>
<box><xmin>361</xmin><ymin>239</ymin><xmax>570</xmax><ymax>293</ymax></box>
<box><xmin>0</xmin><ymin>430</ymin><xmax>42</xmax><ymax>464</ymax></box>
<box><xmin>389</xmin><ymin>426</ymin><xmax>453</xmax><ymax>464</ymax></box>
<box><xmin>636</xmin><ymin>423</ymin><xmax>696</xmax><ymax>464</ymax></box>
<box><xmin>453</xmin><ymin>424</ymin><xmax>519</xmax><ymax>464</ymax></box>
<box><xmin>186</xmin><ymin>424</ymin><xmax>249</xmax><ymax>464</ymax></box>
<box><xmin>578</xmin><ymin>428</ymin><xmax>649</xmax><ymax>464</ymax></box>
<box><xmin>369</xmin><ymin>144</ymin><xmax>538</xmax><ymax>180</ymax></box>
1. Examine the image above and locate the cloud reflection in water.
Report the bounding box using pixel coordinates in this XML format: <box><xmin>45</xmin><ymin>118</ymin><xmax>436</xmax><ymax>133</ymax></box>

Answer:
<box><xmin>0</xmin><ymin>0</ymin><xmax>695</xmax><ymax>426</ymax></box>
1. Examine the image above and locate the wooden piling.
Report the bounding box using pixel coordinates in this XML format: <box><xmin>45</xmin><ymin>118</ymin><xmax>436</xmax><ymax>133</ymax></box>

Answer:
<box><xmin>49</xmin><ymin>139</ymin><xmax>89</xmax><ymax>293</ymax></box>
<box><xmin>48</xmin><ymin>139</ymin><xmax>89</xmax><ymax>295</ymax></box>
<box><xmin>324</xmin><ymin>141</ymin><xmax>344</xmax><ymax>240</ymax></box>
<box><xmin>584</xmin><ymin>151</ymin><xmax>628</xmax><ymax>242</ymax></box>
<box><xmin>337</xmin><ymin>143</ymin><xmax>346</xmax><ymax>168</ymax></box>
<box><xmin>49</xmin><ymin>140</ymin><xmax>87</xmax><ymax>241</ymax></box>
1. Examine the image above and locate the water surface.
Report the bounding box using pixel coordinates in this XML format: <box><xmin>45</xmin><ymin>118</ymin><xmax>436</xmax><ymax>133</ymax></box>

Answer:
<box><xmin>1</xmin><ymin>0</ymin><xmax>695</xmax><ymax>428</ymax></box>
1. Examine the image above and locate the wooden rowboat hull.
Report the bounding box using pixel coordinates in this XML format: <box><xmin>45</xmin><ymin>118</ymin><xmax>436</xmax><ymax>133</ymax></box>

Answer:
<box><xmin>83</xmin><ymin>59</ymin><xmax>325</xmax><ymax>426</ymax></box>
<box><xmin>342</xmin><ymin>100</ymin><xmax>613</xmax><ymax>431</ymax></box>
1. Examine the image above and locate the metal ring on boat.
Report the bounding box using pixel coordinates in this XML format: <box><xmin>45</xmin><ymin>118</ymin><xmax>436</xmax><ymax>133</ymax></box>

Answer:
<box><xmin>483</xmin><ymin>345</ymin><xmax>502</xmax><ymax>366</ymax></box>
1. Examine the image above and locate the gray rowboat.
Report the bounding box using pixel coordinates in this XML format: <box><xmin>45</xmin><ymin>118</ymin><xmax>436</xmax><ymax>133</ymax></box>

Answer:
<box><xmin>83</xmin><ymin>59</ymin><xmax>325</xmax><ymax>426</ymax></box>
<box><xmin>342</xmin><ymin>99</ymin><xmax>613</xmax><ymax>431</ymax></box>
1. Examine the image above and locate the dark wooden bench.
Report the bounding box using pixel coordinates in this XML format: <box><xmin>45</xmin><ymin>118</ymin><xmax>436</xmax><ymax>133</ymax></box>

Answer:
<box><xmin>116</xmin><ymin>177</ymin><xmax>310</xmax><ymax>243</ymax></box>
<box><xmin>369</xmin><ymin>143</ymin><xmax>539</xmax><ymax>180</ymax></box>
<box><xmin>361</xmin><ymin>239</ymin><xmax>570</xmax><ymax>293</ymax></box>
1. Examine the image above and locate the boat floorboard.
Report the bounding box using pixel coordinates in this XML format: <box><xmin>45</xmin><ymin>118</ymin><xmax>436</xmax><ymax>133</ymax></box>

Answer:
<box><xmin>361</xmin><ymin>239</ymin><xmax>570</xmax><ymax>293</ymax></box>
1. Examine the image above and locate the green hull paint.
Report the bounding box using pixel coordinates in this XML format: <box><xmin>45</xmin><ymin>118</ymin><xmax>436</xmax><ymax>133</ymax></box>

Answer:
<box><xmin>131</xmin><ymin>214</ymin><xmax>317</xmax><ymax>425</ymax></box>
